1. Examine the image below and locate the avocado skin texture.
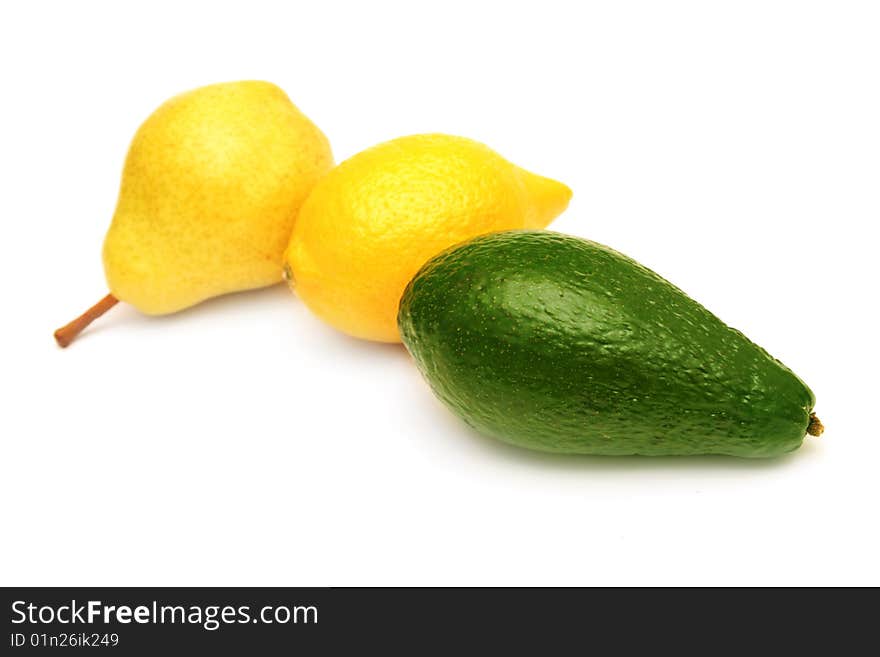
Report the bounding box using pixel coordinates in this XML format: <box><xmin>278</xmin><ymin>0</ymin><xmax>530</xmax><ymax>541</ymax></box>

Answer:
<box><xmin>398</xmin><ymin>230</ymin><xmax>816</xmax><ymax>457</ymax></box>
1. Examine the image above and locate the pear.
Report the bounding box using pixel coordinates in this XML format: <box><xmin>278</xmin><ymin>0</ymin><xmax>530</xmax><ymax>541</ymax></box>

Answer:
<box><xmin>55</xmin><ymin>80</ymin><xmax>333</xmax><ymax>347</ymax></box>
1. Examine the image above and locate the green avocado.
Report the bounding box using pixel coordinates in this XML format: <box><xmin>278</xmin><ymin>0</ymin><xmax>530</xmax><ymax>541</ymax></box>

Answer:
<box><xmin>398</xmin><ymin>230</ymin><xmax>821</xmax><ymax>457</ymax></box>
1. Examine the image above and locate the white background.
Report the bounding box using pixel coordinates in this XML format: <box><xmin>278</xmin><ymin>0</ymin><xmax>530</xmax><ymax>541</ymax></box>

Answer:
<box><xmin>1</xmin><ymin>1</ymin><xmax>878</xmax><ymax>586</ymax></box>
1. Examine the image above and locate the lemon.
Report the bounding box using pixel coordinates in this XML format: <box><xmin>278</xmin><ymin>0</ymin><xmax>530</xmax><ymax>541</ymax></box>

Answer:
<box><xmin>284</xmin><ymin>134</ymin><xmax>572</xmax><ymax>342</ymax></box>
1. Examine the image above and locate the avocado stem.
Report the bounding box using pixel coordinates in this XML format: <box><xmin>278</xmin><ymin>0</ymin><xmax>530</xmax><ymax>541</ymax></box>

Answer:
<box><xmin>806</xmin><ymin>413</ymin><xmax>824</xmax><ymax>437</ymax></box>
<box><xmin>54</xmin><ymin>294</ymin><xmax>118</xmax><ymax>348</ymax></box>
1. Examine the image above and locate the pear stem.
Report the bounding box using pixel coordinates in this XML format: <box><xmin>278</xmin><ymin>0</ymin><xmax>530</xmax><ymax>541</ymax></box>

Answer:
<box><xmin>54</xmin><ymin>293</ymin><xmax>118</xmax><ymax>348</ymax></box>
<box><xmin>806</xmin><ymin>412</ymin><xmax>824</xmax><ymax>437</ymax></box>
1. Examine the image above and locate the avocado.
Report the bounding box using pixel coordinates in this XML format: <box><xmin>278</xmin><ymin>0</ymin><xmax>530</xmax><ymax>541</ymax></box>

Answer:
<box><xmin>398</xmin><ymin>230</ymin><xmax>821</xmax><ymax>457</ymax></box>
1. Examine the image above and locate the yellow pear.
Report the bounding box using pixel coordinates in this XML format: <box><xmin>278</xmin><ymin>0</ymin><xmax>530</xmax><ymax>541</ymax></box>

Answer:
<box><xmin>55</xmin><ymin>80</ymin><xmax>333</xmax><ymax>347</ymax></box>
<box><xmin>285</xmin><ymin>134</ymin><xmax>572</xmax><ymax>342</ymax></box>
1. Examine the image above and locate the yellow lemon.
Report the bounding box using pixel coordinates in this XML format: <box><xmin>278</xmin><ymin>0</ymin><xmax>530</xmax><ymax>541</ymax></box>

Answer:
<box><xmin>285</xmin><ymin>133</ymin><xmax>572</xmax><ymax>342</ymax></box>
